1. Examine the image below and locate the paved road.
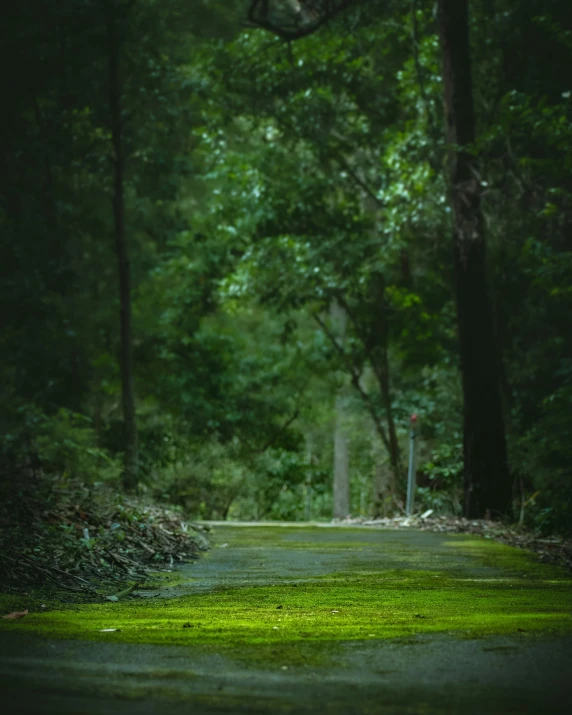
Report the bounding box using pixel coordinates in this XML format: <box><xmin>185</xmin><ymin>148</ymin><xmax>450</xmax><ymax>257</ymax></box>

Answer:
<box><xmin>1</xmin><ymin>524</ymin><xmax>571</xmax><ymax>714</ymax></box>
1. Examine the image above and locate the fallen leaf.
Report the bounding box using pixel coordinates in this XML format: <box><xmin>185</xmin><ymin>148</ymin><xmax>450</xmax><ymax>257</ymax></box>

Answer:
<box><xmin>331</xmin><ymin>610</ymin><xmax>340</xmax><ymax>614</ymax></box>
<box><xmin>98</xmin><ymin>628</ymin><xmax>120</xmax><ymax>632</ymax></box>
<box><xmin>2</xmin><ymin>609</ymin><xmax>28</xmax><ymax>620</ymax></box>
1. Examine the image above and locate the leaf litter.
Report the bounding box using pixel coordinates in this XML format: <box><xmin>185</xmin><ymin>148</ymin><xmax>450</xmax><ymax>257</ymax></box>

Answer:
<box><xmin>0</xmin><ymin>475</ymin><xmax>209</xmax><ymax>597</ymax></box>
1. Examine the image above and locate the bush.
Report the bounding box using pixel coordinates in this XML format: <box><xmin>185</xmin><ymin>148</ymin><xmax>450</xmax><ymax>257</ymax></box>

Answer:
<box><xmin>0</xmin><ymin>404</ymin><xmax>120</xmax><ymax>482</ymax></box>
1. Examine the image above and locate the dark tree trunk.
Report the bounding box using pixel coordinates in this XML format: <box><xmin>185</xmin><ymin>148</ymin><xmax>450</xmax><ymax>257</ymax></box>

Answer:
<box><xmin>108</xmin><ymin>12</ymin><xmax>138</xmax><ymax>491</ymax></box>
<box><xmin>438</xmin><ymin>0</ymin><xmax>511</xmax><ymax>517</ymax></box>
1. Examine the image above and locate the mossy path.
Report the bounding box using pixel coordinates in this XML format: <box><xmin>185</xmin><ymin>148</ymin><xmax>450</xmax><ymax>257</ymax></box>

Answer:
<box><xmin>1</xmin><ymin>524</ymin><xmax>571</xmax><ymax>714</ymax></box>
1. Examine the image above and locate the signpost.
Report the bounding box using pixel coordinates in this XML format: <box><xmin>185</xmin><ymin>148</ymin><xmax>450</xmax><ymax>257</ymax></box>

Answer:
<box><xmin>406</xmin><ymin>414</ymin><xmax>418</xmax><ymax>516</ymax></box>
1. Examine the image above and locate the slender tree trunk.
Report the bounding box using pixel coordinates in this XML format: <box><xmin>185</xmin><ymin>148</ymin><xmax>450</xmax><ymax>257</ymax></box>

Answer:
<box><xmin>368</xmin><ymin>275</ymin><xmax>401</xmax><ymax>488</ymax></box>
<box><xmin>378</xmin><ymin>330</ymin><xmax>401</xmax><ymax>484</ymax></box>
<box><xmin>438</xmin><ymin>0</ymin><xmax>511</xmax><ymax>517</ymax></box>
<box><xmin>331</xmin><ymin>300</ymin><xmax>350</xmax><ymax>519</ymax></box>
<box><xmin>333</xmin><ymin>393</ymin><xmax>350</xmax><ymax>518</ymax></box>
<box><xmin>372</xmin><ymin>447</ymin><xmax>392</xmax><ymax>518</ymax></box>
<box><xmin>108</xmin><ymin>12</ymin><xmax>138</xmax><ymax>491</ymax></box>
<box><xmin>351</xmin><ymin>188</ymin><xmax>403</xmax><ymax>491</ymax></box>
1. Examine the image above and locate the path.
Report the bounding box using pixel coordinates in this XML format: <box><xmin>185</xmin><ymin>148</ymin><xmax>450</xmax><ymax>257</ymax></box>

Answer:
<box><xmin>1</xmin><ymin>523</ymin><xmax>571</xmax><ymax>714</ymax></box>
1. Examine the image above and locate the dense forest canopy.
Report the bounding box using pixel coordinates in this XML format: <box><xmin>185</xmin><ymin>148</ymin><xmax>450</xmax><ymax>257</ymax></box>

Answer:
<box><xmin>1</xmin><ymin>0</ymin><xmax>571</xmax><ymax>531</ymax></box>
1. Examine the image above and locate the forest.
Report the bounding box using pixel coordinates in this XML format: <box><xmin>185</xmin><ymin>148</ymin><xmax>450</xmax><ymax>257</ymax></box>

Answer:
<box><xmin>1</xmin><ymin>0</ymin><xmax>571</xmax><ymax>554</ymax></box>
<box><xmin>2</xmin><ymin>4</ymin><xmax>572</xmax><ymax>714</ymax></box>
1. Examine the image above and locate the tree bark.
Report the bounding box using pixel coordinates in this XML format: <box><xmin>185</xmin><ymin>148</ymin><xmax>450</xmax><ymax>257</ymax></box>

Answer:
<box><xmin>108</xmin><ymin>11</ymin><xmax>138</xmax><ymax>491</ymax></box>
<box><xmin>373</xmin><ymin>452</ymin><xmax>392</xmax><ymax>518</ymax></box>
<box><xmin>330</xmin><ymin>299</ymin><xmax>350</xmax><ymax>519</ymax></box>
<box><xmin>333</xmin><ymin>395</ymin><xmax>350</xmax><ymax>518</ymax></box>
<box><xmin>368</xmin><ymin>276</ymin><xmax>401</xmax><ymax>487</ymax></box>
<box><xmin>438</xmin><ymin>0</ymin><xmax>511</xmax><ymax>517</ymax></box>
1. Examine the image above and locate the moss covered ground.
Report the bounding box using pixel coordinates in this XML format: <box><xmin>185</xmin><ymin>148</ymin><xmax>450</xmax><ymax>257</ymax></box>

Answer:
<box><xmin>2</xmin><ymin>525</ymin><xmax>571</xmax><ymax>669</ymax></box>
<box><xmin>2</xmin><ymin>525</ymin><xmax>572</xmax><ymax>714</ymax></box>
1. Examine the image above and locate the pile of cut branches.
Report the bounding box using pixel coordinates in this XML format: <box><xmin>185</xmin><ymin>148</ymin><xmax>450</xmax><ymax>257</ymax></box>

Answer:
<box><xmin>0</xmin><ymin>473</ymin><xmax>209</xmax><ymax>595</ymax></box>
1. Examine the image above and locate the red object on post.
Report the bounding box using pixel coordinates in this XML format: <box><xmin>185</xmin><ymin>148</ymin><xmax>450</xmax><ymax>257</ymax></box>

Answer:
<box><xmin>411</xmin><ymin>413</ymin><xmax>418</xmax><ymax>424</ymax></box>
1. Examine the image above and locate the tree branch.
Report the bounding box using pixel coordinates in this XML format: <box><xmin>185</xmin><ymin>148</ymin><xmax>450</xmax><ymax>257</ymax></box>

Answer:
<box><xmin>335</xmin><ymin>151</ymin><xmax>385</xmax><ymax>209</ymax></box>
<box><xmin>245</xmin><ymin>1</ymin><xmax>357</xmax><ymax>41</ymax></box>
<box><xmin>313</xmin><ymin>311</ymin><xmax>391</xmax><ymax>453</ymax></box>
<box><xmin>260</xmin><ymin>408</ymin><xmax>300</xmax><ymax>452</ymax></box>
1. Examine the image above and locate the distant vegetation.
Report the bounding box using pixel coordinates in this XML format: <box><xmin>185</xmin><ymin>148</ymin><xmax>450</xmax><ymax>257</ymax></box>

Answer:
<box><xmin>1</xmin><ymin>1</ymin><xmax>571</xmax><ymax>533</ymax></box>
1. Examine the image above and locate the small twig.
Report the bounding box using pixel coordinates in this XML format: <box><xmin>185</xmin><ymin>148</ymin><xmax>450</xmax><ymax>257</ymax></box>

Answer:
<box><xmin>24</xmin><ymin>554</ymin><xmax>94</xmax><ymax>586</ymax></box>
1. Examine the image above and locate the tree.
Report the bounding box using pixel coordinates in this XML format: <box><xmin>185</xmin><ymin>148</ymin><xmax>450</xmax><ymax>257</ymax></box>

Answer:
<box><xmin>437</xmin><ymin>0</ymin><xmax>510</xmax><ymax>517</ymax></box>
<box><xmin>3</xmin><ymin>0</ymin><xmax>571</xmax><ymax>529</ymax></box>
<box><xmin>106</xmin><ymin>0</ymin><xmax>138</xmax><ymax>490</ymax></box>
<box><xmin>244</xmin><ymin>0</ymin><xmax>513</xmax><ymax>518</ymax></box>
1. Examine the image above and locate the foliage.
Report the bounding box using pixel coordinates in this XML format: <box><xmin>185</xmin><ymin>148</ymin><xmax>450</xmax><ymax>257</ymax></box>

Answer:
<box><xmin>0</xmin><ymin>0</ymin><xmax>571</xmax><ymax>531</ymax></box>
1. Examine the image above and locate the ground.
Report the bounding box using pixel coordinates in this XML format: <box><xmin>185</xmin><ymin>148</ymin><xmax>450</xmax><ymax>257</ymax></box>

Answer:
<box><xmin>1</xmin><ymin>523</ymin><xmax>571</xmax><ymax>714</ymax></box>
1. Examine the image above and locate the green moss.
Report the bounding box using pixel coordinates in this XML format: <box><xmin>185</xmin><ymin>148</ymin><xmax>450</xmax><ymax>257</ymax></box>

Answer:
<box><xmin>2</xmin><ymin>569</ymin><xmax>570</xmax><ymax>652</ymax></box>
<box><xmin>2</xmin><ymin>527</ymin><xmax>570</xmax><ymax>670</ymax></box>
<box><xmin>0</xmin><ymin>588</ymin><xmax>89</xmax><ymax>615</ymax></box>
<box><xmin>442</xmin><ymin>535</ymin><xmax>570</xmax><ymax>577</ymax></box>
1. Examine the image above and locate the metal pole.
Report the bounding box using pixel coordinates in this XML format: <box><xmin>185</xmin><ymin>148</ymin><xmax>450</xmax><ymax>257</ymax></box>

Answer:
<box><xmin>305</xmin><ymin>477</ymin><xmax>312</xmax><ymax>522</ymax></box>
<box><xmin>406</xmin><ymin>414</ymin><xmax>418</xmax><ymax>516</ymax></box>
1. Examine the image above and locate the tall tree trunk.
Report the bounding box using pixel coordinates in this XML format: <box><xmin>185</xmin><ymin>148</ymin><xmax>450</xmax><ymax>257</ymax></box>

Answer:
<box><xmin>108</xmin><ymin>12</ymin><xmax>138</xmax><ymax>491</ymax></box>
<box><xmin>438</xmin><ymin>0</ymin><xmax>511</xmax><ymax>517</ymax></box>
<box><xmin>376</xmin><ymin>313</ymin><xmax>401</xmax><ymax>486</ymax></box>
<box><xmin>333</xmin><ymin>395</ymin><xmax>350</xmax><ymax>518</ymax></box>
<box><xmin>368</xmin><ymin>275</ymin><xmax>401</xmax><ymax>489</ymax></box>
<box><xmin>331</xmin><ymin>300</ymin><xmax>350</xmax><ymax>519</ymax></box>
